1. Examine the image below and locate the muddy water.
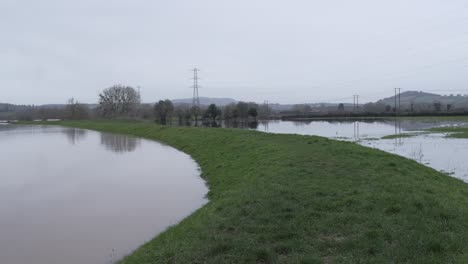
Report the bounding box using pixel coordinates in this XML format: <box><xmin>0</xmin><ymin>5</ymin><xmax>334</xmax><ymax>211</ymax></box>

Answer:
<box><xmin>0</xmin><ymin>125</ymin><xmax>208</xmax><ymax>264</ymax></box>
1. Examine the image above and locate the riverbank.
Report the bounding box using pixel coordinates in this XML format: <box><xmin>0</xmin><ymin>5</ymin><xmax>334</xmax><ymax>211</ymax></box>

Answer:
<box><xmin>25</xmin><ymin>120</ymin><xmax>468</xmax><ymax>263</ymax></box>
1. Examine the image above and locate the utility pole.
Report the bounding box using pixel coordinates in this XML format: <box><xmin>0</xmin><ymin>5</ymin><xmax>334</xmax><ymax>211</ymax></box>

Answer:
<box><xmin>353</xmin><ymin>95</ymin><xmax>355</xmax><ymax>111</ymax></box>
<box><xmin>264</xmin><ymin>100</ymin><xmax>270</xmax><ymax>117</ymax></box>
<box><xmin>191</xmin><ymin>68</ymin><xmax>200</xmax><ymax>108</ymax></box>
<box><xmin>356</xmin><ymin>95</ymin><xmax>359</xmax><ymax>110</ymax></box>
<box><xmin>353</xmin><ymin>95</ymin><xmax>359</xmax><ymax>111</ymax></box>
<box><xmin>398</xmin><ymin>88</ymin><xmax>401</xmax><ymax>115</ymax></box>
<box><xmin>394</xmin><ymin>88</ymin><xmax>401</xmax><ymax>116</ymax></box>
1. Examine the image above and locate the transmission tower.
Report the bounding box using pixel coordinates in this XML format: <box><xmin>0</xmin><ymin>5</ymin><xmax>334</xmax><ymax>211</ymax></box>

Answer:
<box><xmin>394</xmin><ymin>88</ymin><xmax>401</xmax><ymax>116</ymax></box>
<box><xmin>191</xmin><ymin>68</ymin><xmax>200</xmax><ymax>108</ymax></box>
<box><xmin>353</xmin><ymin>95</ymin><xmax>359</xmax><ymax>111</ymax></box>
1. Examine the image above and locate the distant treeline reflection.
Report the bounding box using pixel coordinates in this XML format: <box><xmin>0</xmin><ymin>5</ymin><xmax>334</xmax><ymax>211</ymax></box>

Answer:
<box><xmin>61</xmin><ymin>128</ymin><xmax>140</xmax><ymax>153</ymax></box>
<box><xmin>63</xmin><ymin>128</ymin><xmax>87</xmax><ymax>144</ymax></box>
<box><xmin>100</xmin><ymin>133</ymin><xmax>140</xmax><ymax>153</ymax></box>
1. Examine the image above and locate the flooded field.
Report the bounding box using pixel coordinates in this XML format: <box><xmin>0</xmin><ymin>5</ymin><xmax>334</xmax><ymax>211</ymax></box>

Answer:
<box><xmin>361</xmin><ymin>133</ymin><xmax>468</xmax><ymax>180</ymax></box>
<box><xmin>218</xmin><ymin>118</ymin><xmax>468</xmax><ymax>181</ymax></box>
<box><xmin>0</xmin><ymin>125</ymin><xmax>208</xmax><ymax>264</ymax></box>
<box><xmin>1</xmin><ymin>119</ymin><xmax>467</xmax><ymax>263</ymax></box>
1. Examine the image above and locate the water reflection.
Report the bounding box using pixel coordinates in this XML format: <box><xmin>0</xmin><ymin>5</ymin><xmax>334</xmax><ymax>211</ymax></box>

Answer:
<box><xmin>62</xmin><ymin>128</ymin><xmax>87</xmax><ymax>145</ymax></box>
<box><xmin>353</xmin><ymin>121</ymin><xmax>360</xmax><ymax>140</ymax></box>
<box><xmin>393</xmin><ymin>119</ymin><xmax>403</xmax><ymax>146</ymax></box>
<box><xmin>222</xmin><ymin>120</ymin><xmax>259</xmax><ymax>129</ymax></box>
<box><xmin>0</xmin><ymin>125</ymin><xmax>207</xmax><ymax>264</ymax></box>
<box><xmin>100</xmin><ymin>133</ymin><xmax>141</xmax><ymax>153</ymax></box>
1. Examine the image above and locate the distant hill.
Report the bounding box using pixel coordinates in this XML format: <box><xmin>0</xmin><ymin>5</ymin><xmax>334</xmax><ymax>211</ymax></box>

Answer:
<box><xmin>377</xmin><ymin>91</ymin><xmax>468</xmax><ymax>107</ymax></box>
<box><xmin>171</xmin><ymin>97</ymin><xmax>236</xmax><ymax>106</ymax></box>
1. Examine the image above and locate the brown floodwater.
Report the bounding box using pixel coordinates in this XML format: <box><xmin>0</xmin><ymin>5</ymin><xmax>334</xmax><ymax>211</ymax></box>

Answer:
<box><xmin>0</xmin><ymin>125</ymin><xmax>208</xmax><ymax>264</ymax></box>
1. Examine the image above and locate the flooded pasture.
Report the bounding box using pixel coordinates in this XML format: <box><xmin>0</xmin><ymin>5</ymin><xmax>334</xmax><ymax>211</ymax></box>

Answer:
<box><xmin>217</xmin><ymin>118</ymin><xmax>468</xmax><ymax>181</ymax></box>
<box><xmin>0</xmin><ymin>125</ymin><xmax>208</xmax><ymax>264</ymax></box>
<box><xmin>361</xmin><ymin>133</ymin><xmax>468</xmax><ymax>180</ymax></box>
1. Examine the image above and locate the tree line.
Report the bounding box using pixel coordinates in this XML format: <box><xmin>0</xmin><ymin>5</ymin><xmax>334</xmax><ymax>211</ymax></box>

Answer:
<box><xmin>2</xmin><ymin>85</ymin><xmax>269</xmax><ymax>123</ymax></box>
<box><xmin>281</xmin><ymin>101</ymin><xmax>468</xmax><ymax>118</ymax></box>
<box><xmin>95</xmin><ymin>85</ymin><xmax>268</xmax><ymax>124</ymax></box>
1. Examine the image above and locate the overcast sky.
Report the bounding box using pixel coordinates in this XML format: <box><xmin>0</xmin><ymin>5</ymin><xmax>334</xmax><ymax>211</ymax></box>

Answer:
<box><xmin>1</xmin><ymin>0</ymin><xmax>468</xmax><ymax>105</ymax></box>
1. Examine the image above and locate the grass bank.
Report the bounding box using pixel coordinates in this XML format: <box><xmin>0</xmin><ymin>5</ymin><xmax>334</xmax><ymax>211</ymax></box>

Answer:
<box><xmin>428</xmin><ymin>126</ymin><xmax>468</xmax><ymax>138</ymax></box>
<box><xmin>31</xmin><ymin>120</ymin><xmax>468</xmax><ymax>263</ymax></box>
<box><xmin>380</xmin><ymin>133</ymin><xmax>419</xmax><ymax>140</ymax></box>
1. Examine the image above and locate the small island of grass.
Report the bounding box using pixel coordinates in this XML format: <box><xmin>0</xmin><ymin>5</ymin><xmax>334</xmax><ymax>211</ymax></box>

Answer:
<box><xmin>427</xmin><ymin>126</ymin><xmax>468</xmax><ymax>138</ymax></box>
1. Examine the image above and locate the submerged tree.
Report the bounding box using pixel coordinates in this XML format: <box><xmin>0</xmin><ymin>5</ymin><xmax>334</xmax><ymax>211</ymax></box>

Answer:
<box><xmin>191</xmin><ymin>105</ymin><xmax>201</xmax><ymax>122</ymax></box>
<box><xmin>248</xmin><ymin>107</ymin><xmax>258</xmax><ymax>121</ymax></box>
<box><xmin>65</xmin><ymin>98</ymin><xmax>89</xmax><ymax>120</ymax></box>
<box><xmin>174</xmin><ymin>104</ymin><xmax>191</xmax><ymax>124</ymax></box>
<box><xmin>204</xmin><ymin>104</ymin><xmax>221</xmax><ymax>121</ymax></box>
<box><xmin>154</xmin><ymin>99</ymin><xmax>174</xmax><ymax>125</ymax></box>
<box><xmin>385</xmin><ymin>105</ymin><xmax>392</xmax><ymax>112</ymax></box>
<box><xmin>338</xmin><ymin>103</ymin><xmax>345</xmax><ymax>111</ymax></box>
<box><xmin>236</xmin><ymin>102</ymin><xmax>250</xmax><ymax>119</ymax></box>
<box><xmin>433</xmin><ymin>101</ymin><xmax>442</xmax><ymax>112</ymax></box>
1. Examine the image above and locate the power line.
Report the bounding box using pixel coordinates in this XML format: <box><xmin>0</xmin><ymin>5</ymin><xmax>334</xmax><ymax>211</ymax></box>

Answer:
<box><xmin>399</xmin><ymin>88</ymin><xmax>401</xmax><ymax>114</ymax></box>
<box><xmin>264</xmin><ymin>100</ymin><xmax>270</xmax><ymax>113</ymax></box>
<box><xmin>353</xmin><ymin>95</ymin><xmax>359</xmax><ymax>111</ymax></box>
<box><xmin>394</xmin><ymin>88</ymin><xmax>401</xmax><ymax>116</ymax></box>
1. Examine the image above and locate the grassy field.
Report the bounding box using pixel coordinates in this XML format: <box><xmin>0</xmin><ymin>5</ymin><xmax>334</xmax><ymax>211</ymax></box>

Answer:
<box><xmin>428</xmin><ymin>126</ymin><xmax>468</xmax><ymax>138</ymax></box>
<box><xmin>29</xmin><ymin>120</ymin><xmax>468</xmax><ymax>263</ymax></box>
<box><xmin>380</xmin><ymin>133</ymin><xmax>420</xmax><ymax>140</ymax></box>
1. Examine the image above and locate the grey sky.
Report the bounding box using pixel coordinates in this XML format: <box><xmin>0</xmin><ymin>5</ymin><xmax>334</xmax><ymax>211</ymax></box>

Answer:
<box><xmin>1</xmin><ymin>0</ymin><xmax>468</xmax><ymax>105</ymax></box>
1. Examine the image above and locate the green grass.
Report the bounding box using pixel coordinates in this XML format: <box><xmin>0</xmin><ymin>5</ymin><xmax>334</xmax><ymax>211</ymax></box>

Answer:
<box><xmin>380</xmin><ymin>132</ymin><xmax>432</xmax><ymax>140</ymax></box>
<box><xmin>381</xmin><ymin>133</ymin><xmax>419</xmax><ymax>139</ymax></box>
<box><xmin>25</xmin><ymin>120</ymin><xmax>468</xmax><ymax>263</ymax></box>
<box><xmin>427</xmin><ymin>126</ymin><xmax>468</xmax><ymax>138</ymax></box>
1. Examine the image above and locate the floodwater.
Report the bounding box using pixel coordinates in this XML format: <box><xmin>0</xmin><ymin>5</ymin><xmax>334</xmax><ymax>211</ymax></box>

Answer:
<box><xmin>218</xmin><ymin>119</ymin><xmax>468</xmax><ymax>182</ymax></box>
<box><xmin>361</xmin><ymin>133</ymin><xmax>468</xmax><ymax>180</ymax></box>
<box><xmin>0</xmin><ymin>125</ymin><xmax>208</xmax><ymax>264</ymax></box>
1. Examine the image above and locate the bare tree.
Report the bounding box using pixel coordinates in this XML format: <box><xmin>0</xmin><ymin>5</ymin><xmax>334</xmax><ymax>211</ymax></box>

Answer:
<box><xmin>65</xmin><ymin>98</ymin><xmax>89</xmax><ymax>120</ymax></box>
<box><xmin>137</xmin><ymin>103</ymin><xmax>154</xmax><ymax>119</ymax></box>
<box><xmin>173</xmin><ymin>104</ymin><xmax>191</xmax><ymax>124</ymax></box>
<box><xmin>222</xmin><ymin>103</ymin><xmax>237</xmax><ymax>120</ymax></box>
<box><xmin>98</xmin><ymin>85</ymin><xmax>141</xmax><ymax>118</ymax></box>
